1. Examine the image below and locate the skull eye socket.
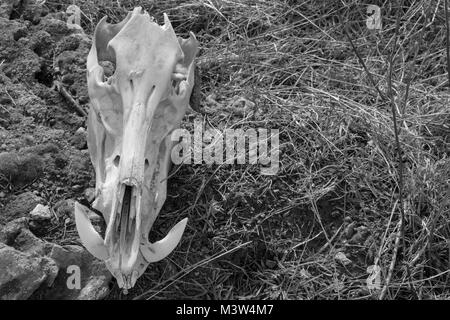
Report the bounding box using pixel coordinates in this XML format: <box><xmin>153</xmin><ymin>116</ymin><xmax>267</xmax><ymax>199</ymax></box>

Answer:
<box><xmin>114</xmin><ymin>155</ymin><xmax>121</xmax><ymax>167</ymax></box>
<box><xmin>99</xmin><ymin>61</ymin><xmax>116</xmax><ymax>83</ymax></box>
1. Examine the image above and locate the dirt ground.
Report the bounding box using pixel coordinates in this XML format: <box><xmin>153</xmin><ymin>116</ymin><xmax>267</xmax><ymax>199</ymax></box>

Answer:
<box><xmin>0</xmin><ymin>0</ymin><xmax>449</xmax><ymax>300</ymax></box>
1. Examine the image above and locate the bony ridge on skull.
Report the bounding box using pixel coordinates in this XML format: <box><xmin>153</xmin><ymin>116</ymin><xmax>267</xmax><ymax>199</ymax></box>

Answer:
<box><xmin>74</xmin><ymin>7</ymin><xmax>198</xmax><ymax>292</ymax></box>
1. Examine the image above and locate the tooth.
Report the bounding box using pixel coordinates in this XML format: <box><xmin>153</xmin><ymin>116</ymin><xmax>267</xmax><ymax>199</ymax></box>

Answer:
<box><xmin>131</xmin><ymin>270</ymin><xmax>139</xmax><ymax>288</ymax></box>
<box><xmin>135</xmin><ymin>190</ymin><xmax>142</xmax><ymax>226</ymax></box>
<box><xmin>140</xmin><ymin>218</ymin><xmax>188</xmax><ymax>263</ymax></box>
<box><xmin>115</xmin><ymin>185</ymin><xmax>125</xmax><ymax>234</ymax></box>
<box><xmin>74</xmin><ymin>202</ymin><xmax>109</xmax><ymax>260</ymax></box>
<box><xmin>116</xmin><ymin>272</ymin><xmax>124</xmax><ymax>289</ymax></box>
<box><xmin>119</xmin><ymin>210</ymin><xmax>128</xmax><ymax>253</ymax></box>
<box><xmin>128</xmin><ymin>213</ymin><xmax>134</xmax><ymax>234</ymax></box>
<box><xmin>117</xmin><ymin>184</ymin><xmax>125</xmax><ymax>207</ymax></box>
<box><xmin>130</xmin><ymin>188</ymin><xmax>137</xmax><ymax>220</ymax></box>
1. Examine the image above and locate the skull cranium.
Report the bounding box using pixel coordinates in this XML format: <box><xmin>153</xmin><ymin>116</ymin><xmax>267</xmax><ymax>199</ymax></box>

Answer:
<box><xmin>74</xmin><ymin>7</ymin><xmax>198</xmax><ymax>291</ymax></box>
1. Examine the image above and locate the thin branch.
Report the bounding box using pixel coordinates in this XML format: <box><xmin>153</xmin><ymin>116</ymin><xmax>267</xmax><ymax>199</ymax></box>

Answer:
<box><xmin>379</xmin><ymin>0</ymin><xmax>414</xmax><ymax>300</ymax></box>
<box><xmin>343</xmin><ymin>23</ymin><xmax>387</xmax><ymax>101</ymax></box>
<box><xmin>53</xmin><ymin>80</ymin><xmax>87</xmax><ymax>117</ymax></box>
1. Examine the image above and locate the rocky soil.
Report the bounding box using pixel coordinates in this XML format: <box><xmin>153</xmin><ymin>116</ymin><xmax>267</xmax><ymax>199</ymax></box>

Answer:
<box><xmin>0</xmin><ymin>0</ymin><xmax>111</xmax><ymax>299</ymax></box>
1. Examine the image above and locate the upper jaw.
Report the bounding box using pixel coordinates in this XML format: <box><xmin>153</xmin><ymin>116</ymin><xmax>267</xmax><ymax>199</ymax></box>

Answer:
<box><xmin>104</xmin><ymin>182</ymin><xmax>142</xmax><ymax>275</ymax></box>
<box><xmin>74</xmin><ymin>6</ymin><xmax>198</xmax><ymax>292</ymax></box>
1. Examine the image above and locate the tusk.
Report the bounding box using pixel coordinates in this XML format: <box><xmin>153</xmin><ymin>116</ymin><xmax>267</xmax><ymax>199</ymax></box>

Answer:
<box><xmin>74</xmin><ymin>202</ymin><xmax>109</xmax><ymax>260</ymax></box>
<box><xmin>140</xmin><ymin>218</ymin><xmax>188</xmax><ymax>263</ymax></box>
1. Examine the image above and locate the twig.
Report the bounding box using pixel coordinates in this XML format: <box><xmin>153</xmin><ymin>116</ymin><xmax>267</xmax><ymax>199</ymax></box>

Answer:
<box><xmin>53</xmin><ymin>80</ymin><xmax>87</xmax><ymax>117</ymax></box>
<box><xmin>379</xmin><ymin>219</ymin><xmax>402</xmax><ymax>299</ymax></box>
<box><xmin>343</xmin><ymin>23</ymin><xmax>387</xmax><ymax>101</ymax></box>
<box><xmin>379</xmin><ymin>0</ymin><xmax>416</xmax><ymax>299</ymax></box>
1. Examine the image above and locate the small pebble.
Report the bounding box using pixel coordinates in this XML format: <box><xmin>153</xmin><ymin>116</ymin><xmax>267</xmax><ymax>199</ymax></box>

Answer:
<box><xmin>30</xmin><ymin>204</ymin><xmax>52</xmax><ymax>221</ymax></box>
<box><xmin>335</xmin><ymin>252</ymin><xmax>352</xmax><ymax>266</ymax></box>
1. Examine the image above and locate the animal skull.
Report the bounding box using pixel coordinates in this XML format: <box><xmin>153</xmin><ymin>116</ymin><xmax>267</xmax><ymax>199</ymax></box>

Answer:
<box><xmin>74</xmin><ymin>7</ymin><xmax>198</xmax><ymax>291</ymax></box>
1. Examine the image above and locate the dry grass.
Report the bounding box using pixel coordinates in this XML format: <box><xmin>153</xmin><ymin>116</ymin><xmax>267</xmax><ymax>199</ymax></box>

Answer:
<box><xmin>46</xmin><ymin>0</ymin><xmax>449</xmax><ymax>299</ymax></box>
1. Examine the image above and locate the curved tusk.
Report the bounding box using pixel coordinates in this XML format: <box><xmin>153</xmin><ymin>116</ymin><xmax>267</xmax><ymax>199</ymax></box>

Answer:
<box><xmin>140</xmin><ymin>218</ymin><xmax>188</xmax><ymax>263</ymax></box>
<box><xmin>74</xmin><ymin>201</ymin><xmax>109</xmax><ymax>260</ymax></box>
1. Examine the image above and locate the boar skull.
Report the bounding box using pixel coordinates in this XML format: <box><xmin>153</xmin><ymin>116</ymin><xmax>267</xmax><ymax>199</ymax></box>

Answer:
<box><xmin>74</xmin><ymin>7</ymin><xmax>198</xmax><ymax>291</ymax></box>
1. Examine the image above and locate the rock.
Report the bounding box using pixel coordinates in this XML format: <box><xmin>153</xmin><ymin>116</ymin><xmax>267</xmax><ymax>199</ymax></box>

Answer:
<box><xmin>0</xmin><ymin>218</ymin><xmax>110</xmax><ymax>299</ymax></box>
<box><xmin>29</xmin><ymin>204</ymin><xmax>52</xmax><ymax>234</ymax></box>
<box><xmin>335</xmin><ymin>252</ymin><xmax>352</xmax><ymax>266</ymax></box>
<box><xmin>1</xmin><ymin>192</ymin><xmax>43</xmax><ymax>224</ymax></box>
<box><xmin>69</xmin><ymin>127</ymin><xmax>87</xmax><ymax>149</ymax></box>
<box><xmin>0</xmin><ymin>242</ymin><xmax>58</xmax><ymax>299</ymax></box>
<box><xmin>0</xmin><ymin>217</ymin><xmax>51</xmax><ymax>256</ymax></box>
<box><xmin>29</xmin><ymin>204</ymin><xmax>52</xmax><ymax>221</ymax></box>
<box><xmin>38</xmin><ymin>244</ymin><xmax>112</xmax><ymax>300</ymax></box>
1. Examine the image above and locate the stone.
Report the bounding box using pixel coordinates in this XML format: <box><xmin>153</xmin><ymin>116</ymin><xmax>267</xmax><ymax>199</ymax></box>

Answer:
<box><xmin>29</xmin><ymin>204</ymin><xmax>53</xmax><ymax>234</ymax></box>
<box><xmin>1</xmin><ymin>192</ymin><xmax>43</xmax><ymax>223</ymax></box>
<box><xmin>0</xmin><ymin>217</ymin><xmax>51</xmax><ymax>256</ymax></box>
<box><xmin>38</xmin><ymin>244</ymin><xmax>112</xmax><ymax>300</ymax></box>
<box><xmin>0</xmin><ymin>242</ymin><xmax>58</xmax><ymax>300</ymax></box>
<box><xmin>0</xmin><ymin>218</ymin><xmax>110</xmax><ymax>299</ymax></box>
<box><xmin>69</xmin><ymin>127</ymin><xmax>87</xmax><ymax>149</ymax></box>
<box><xmin>335</xmin><ymin>252</ymin><xmax>352</xmax><ymax>266</ymax></box>
<box><xmin>29</xmin><ymin>204</ymin><xmax>52</xmax><ymax>221</ymax></box>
